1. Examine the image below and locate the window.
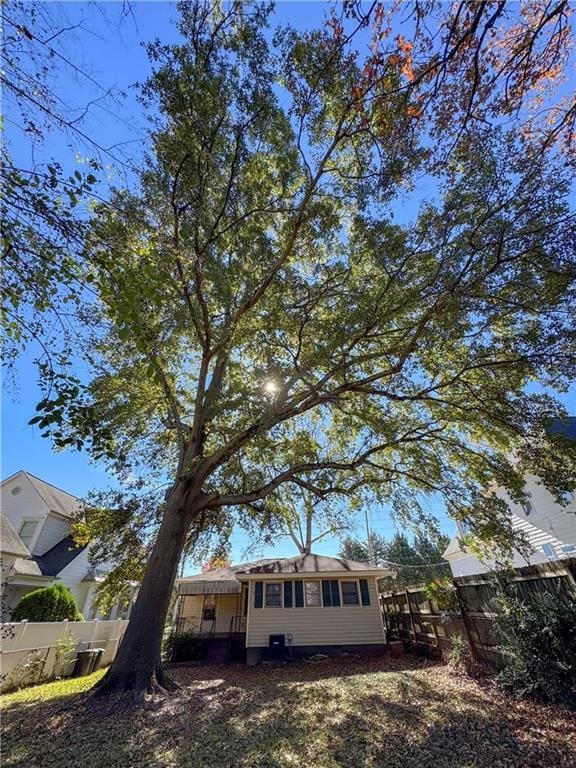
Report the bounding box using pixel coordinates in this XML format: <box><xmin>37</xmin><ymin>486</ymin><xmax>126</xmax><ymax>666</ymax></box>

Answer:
<box><xmin>294</xmin><ymin>580</ymin><xmax>304</xmax><ymax>607</ymax></box>
<box><xmin>561</xmin><ymin>544</ymin><xmax>576</xmax><ymax>555</ymax></box>
<box><xmin>321</xmin><ymin>580</ymin><xmax>341</xmax><ymax>607</ymax></box>
<box><xmin>341</xmin><ymin>581</ymin><xmax>360</xmax><ymax>605</ymax></box>
<box><xmin>542</xmin><ymin>543</ymin><xmax>557</xmax><ymax>561</ymax></box>
<box><xmin>203</xmin><ymin>597</ymin><xmax>216</xmax><ymax>620</ymax></box>
<box><xmin>265</xmin><ymin>582</ymin><xmax>282</xmax><ymax>607</ymax></box>
<box><xmin>359</xmin><ymin>579</ymin><xmax>371</xmax><ymax>606</ymax></box>
<box><xmin>304</xmin><ymin>581</ymin><xmax>321</xmax><ymax>607</ymax></box>
<box><xmin>19</xmin><ymin>520</ymin><xmax>38</xmax><ymax>548</ymax></box>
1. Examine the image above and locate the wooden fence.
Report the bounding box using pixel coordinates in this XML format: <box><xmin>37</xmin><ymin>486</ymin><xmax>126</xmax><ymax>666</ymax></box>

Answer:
<box><xmin>381</xmin><ymin>558</ymin><xmax>576</xmax><ymax>665</ymax></box>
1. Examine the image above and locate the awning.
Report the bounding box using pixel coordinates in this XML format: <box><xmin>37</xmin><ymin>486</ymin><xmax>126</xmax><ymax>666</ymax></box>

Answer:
<box><xmin>178</xmin><ymin>580</ymin><xmax>242</xmax><ymax>596</ymax></box>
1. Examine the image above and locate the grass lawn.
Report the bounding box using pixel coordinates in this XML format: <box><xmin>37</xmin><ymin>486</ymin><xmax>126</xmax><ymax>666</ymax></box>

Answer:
<box><xmin>2</xmin><ymin>656</ymin><xmax>575</xmax><ymax>768</ymax></box>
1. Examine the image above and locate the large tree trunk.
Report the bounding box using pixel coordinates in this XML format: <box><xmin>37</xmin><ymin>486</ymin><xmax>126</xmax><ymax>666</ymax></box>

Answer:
<box><xmin>93</xmin><ymin>482</ymin><xmax>196</xmax><ymax>704</ymax></box>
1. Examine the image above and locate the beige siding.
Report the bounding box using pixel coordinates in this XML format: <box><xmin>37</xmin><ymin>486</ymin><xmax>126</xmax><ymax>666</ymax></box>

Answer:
<box><xmin>179</xmin><ymin>593</ymin><xmax>242</xmax><ymax>634</ymax></box>
<box><xmin>246</xmin><ymin>577</ymin><xmax>385</xmax><ymax>648</ymax></box>
<box><xmin>180</xmin><ymin>595</ymin><xmax>203</xmax><ymax>620</ymax></box>
<box><xmin>214</xmin><ymin>593</ymin><xmax>242</xmax><ymax>633</ymax></box>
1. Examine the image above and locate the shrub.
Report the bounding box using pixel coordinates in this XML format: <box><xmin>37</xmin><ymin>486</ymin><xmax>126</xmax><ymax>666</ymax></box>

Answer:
<box><xmin>12</xmin><ymin>584</ymin><xmax>84</xmax><ymax>622</ymax></box>
<box><xmin>54</xmin><ymin>630</ymin><xmax>77</xmax><ymax>678</ymax></box>
<box><xmin>163</xmin><ymin>631</ymin><xmax>207</xmax><ymax>663</ymax></box>
<box><xmin>493</xmin><ymin>587</ymin><xmax>576</xmax><ymax>705</ymax></box>
<box><xmin>4</xmin><ymin>649</ymin><xmax>46</xmax><ymax>692</ymax></box>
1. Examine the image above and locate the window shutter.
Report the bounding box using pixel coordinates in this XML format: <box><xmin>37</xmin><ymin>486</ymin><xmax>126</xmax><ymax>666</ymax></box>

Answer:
<box><xmin>359</xmin><ymin>579</ymin><xmax>371</xmax><ymax>606</ymax></box>
<box><xmin>321</xmin><ymin>580</ymin><xmax>332</xmax><ymax>607</ymax></box>
<box><xmin>284</xmin><ymin>581</ymin><xmax>293</xmax><ymax>608</ymax></box>
<box><xmin>294</xmin><ymin>580</ymin><xmax>304</xmax><ymax>607</ymax></box>
<box><xmin>331</xmin><ymin>580</ymin><xmax>341</xmax><ymax>607</ymax></box>
<box><xmin>254</xmin><ymin>581</ymin><xmax>263</xmax><ymax>609</ymax></box>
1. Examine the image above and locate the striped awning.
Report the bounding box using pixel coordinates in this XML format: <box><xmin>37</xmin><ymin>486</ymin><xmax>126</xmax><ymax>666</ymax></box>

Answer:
<box><xmin>178</xmin><ymin>580</ymin><xmax>242</xmax><ymax>595</ymax></box>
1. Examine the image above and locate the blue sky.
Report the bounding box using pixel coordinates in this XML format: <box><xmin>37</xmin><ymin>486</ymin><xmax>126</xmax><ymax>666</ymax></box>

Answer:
<box><xmin>2</xmin><ymin>2</ymin><xmax>574</xmax><ymax>572</ymax></box>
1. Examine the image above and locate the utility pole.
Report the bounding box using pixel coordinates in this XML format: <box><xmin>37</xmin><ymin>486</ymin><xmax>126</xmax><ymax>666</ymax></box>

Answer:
<box><xmin>364</xmin><ymin>508</ymin><xmax>375</xmax><ymax>566</ymax></box>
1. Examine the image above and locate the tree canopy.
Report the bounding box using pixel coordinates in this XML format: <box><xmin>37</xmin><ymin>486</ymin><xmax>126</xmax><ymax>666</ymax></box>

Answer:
<box><xmin>5</xmin><ymin>0</ymin><xmax>576</xmax><ymax>701</ymax></box>
<box><xmin>340</xmin><ymin>531</ymin><xmax>451</xmax><ymax>588</ymax></box>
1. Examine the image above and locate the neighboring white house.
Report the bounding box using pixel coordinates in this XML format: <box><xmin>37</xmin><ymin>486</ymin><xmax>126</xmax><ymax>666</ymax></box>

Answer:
<box><xmin>0</xmin><ymin>470</ymin><xmax>130</xmax><ymax>621</ymax></box>
<box><xmin>444</xmin><ymin>475</ymin><xmax>576</xmax><ymax>577</ymax></box>
<box><xmin>176</xmin><ymin>553</ymin><xmax>390</xmax><ymax>665</ymax></box>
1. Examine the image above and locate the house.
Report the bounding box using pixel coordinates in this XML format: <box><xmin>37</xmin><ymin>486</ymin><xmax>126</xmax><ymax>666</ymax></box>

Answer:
<box><xmin>0</xmin><ymin>470</ymin><xmax>130</xmax><ymax>621</ymax></box>
<box><xmin>444</xmin><ymin>416</ymin><xmax>576</xmax><ymax>577</ymax></box>
<box><xmin>175</xmin><ymin>553</ymin><xmax>390</xmax><ymax>664</ymax></box>
<box><xmin>444</xmin><ymin>476</ymin><xmax>576</xmax><ymax>577</ymax></box>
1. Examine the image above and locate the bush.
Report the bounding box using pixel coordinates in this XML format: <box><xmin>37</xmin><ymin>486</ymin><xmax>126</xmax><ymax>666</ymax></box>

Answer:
<box><xmin>493</xmin><ymin>587</ymin><xmax>576</xmax><ymax>705</ymax></box>
<box><xmin>163</xmin><ymin>631</ymin><xmax>207</xmax><ymax>663</ymax></box>
<box><xmin>12</xmin><ymin>584</ymin><xmax>84</xmax><ymax>622</ymax></box>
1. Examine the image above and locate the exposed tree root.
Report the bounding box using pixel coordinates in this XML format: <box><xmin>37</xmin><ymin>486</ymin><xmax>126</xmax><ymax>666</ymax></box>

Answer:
<box><xmin>93</xmin><ymin>662</ymin><xmax>179</xmax><ymax>707</ymax></box>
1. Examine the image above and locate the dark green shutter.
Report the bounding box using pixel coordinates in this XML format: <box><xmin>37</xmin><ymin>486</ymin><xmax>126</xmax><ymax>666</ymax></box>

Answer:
<box><xmin>359</xmin><ymin>579</ymin><xmax>371</xmax><ymax>606</ymax></box>
<box><xmin>322</xmin><ymin>580</ymin><xmax>332</xmax><ymax>607</ymax></box>
<box><xmin>284</xmin><ymin>581</ymin><xmax>293</xmax><ymax>608</ymax></box>
<box><xmin>254</xmin><ymin>581</ymin><xmax>263</xmax><ymax>609</ymax></box>
<box><xmin>294</xmin><ymin>580</ymin><xmax>304</xmax><ymax>607</ymax></box>
<box><xmin>331</xmin><ymin>580</ymin><xmax>341</xmax><ymax>607</ymax></box>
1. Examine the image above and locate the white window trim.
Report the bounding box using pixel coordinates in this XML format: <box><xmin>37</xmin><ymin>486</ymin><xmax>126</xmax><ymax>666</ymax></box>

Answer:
<box><xmin>340</xmin><ymin>579</ymin><xmax>361</xmax><ymax>606</ymax></box>
<box><xmin>264</xmin><ymin>581</ymin><xmax>283</xmax><ymax>608</ymax></box>
<box><xmin>18</xmin><ymin>518</ymin><xmax>41</xmax><ymax>549</ymax></box>
<box><xmin>303</xmin><ymin>579</ymin><xmax>322</xmax><ymax>608</ymax></box>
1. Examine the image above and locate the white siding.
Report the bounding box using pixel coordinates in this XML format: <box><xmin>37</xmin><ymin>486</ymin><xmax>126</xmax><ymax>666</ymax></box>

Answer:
<box><xmin>0</xmin><ymin>473</ymin><xmax>49</xmax><ymax>552</ymax></box>
<box><xmin>446</xmin><ymin>475</ymin><xmax>576</xmax><ymax>578</ymax></box>
<box><xmin>58</xmin><ymin>548</ymin><xmax>92</xmax><ymax>614</ymax></box>
<box><xmin>496</xmin><ymin>474</ymin><xmax>576</xmax><ymax>549</ymax></box>
<box><xmin>246</xmin><ymin>577</ymin><xmax>385</xmax><ymax>648</ymax></box>
<box><xmin>32</xmin><ymin>514</ymin><xmax>71</xmax><ymax>556</ymax></box>
<box><xmin>446</xmin><ymin>549</ymin><xmax>549</xmax><ymax>578</ymax></box>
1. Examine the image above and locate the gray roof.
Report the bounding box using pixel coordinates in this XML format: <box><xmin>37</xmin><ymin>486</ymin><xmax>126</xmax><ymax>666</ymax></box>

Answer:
<box><xmin>82</xmin><ymin>566</ymin><xmax>108</xmax><ymax>582</ymax></box>
<box><xmin>11</xmin><ymin>558</ymin><xmax>47</xmax><ymax>578</ymax></box>
<box><xmin>180</xmin><ymin>554</ymin><xmax>387</xmax><ymax>583</ymax></box>
<box><xmin>0</xmin><ymin>513</ymin><xmax>30</xmax><ymax>558</ymax></box>
<box><xmin>23</xmin><ymin>471</ymin><xmax>83</xmax><ymax>518</ymax></box>
<box><xmin>34</xmin><ymin>536</ymin><xmax>85</xmax><ymax>577</ymax></box>
<box><xmin>180</xmin><ymin>558</ymin><xmax>277</xmax><ymax>584</ymax></box>
<box><xmin>238</xmin><ymin>553</ymin><xmax>386</xmax><ymax>575</ymax></box>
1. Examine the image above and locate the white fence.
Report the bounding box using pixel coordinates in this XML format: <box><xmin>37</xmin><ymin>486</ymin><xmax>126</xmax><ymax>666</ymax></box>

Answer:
<box><xmin>0</xmin><ymin>619</ymin><xmax>128</xmax><ymax>692</ymax></box>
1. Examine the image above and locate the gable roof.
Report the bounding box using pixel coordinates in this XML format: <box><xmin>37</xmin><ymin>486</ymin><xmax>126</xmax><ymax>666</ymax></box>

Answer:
<box><xmin>33</xmin><ymin>536</ymin><xmax>85</xmax><ymax>577</ymax></box>
<box><xmin>178</xmin><ymin>553</ymin><xmax>389</xmax><ymax>594</ymax></box>
<box><xmin>0</xmin><ymin>513</ymin><xmax>31</xmax><ymax>558</ymax></box>
<box><xmin>237</xmin><ymin>553</ymin><xmax>384</xmax><ymax>575</ymax></box>
<box><xmin>1</xmin><ymin>470</ymin><xmax>83</xmax><ymax>519</ymax></box>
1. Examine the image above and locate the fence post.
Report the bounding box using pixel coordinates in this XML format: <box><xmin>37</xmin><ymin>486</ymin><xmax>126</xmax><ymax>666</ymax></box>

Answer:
<box><xmin>454</xmin><ymin>580</ymin><xmax>478</xmax><ymax>660</ymax></box>
<box><xmin>405</xmin><ymin>588</ymin><xmax>417</xmax><ymax>645</ymax></box>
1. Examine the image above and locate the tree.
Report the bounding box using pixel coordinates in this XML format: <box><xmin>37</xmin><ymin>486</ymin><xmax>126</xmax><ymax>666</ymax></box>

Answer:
<box><xmin>1</xmin><ymin>1</ymin><xmax>134</xmax><ymax>386</ymax></box>
<box><xmin>28</xmin><ymin>1</ymin><xmax>576</xmax><ymax>704</ymax></box>
<box><xmin>340</xmin><ymin>531</ymin><xmax>451</xmax><ymax>588</ymax></box>
<box><xmin>12</xmin><ymin>584</ymin><xmax>83</xmax><ymax>622</ymax></box>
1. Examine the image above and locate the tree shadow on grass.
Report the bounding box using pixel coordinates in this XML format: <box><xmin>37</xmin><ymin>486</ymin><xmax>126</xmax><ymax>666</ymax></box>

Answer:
<box><xmin>2</xmin><ymin>658</ymin><xmax>575</xmax><ymax>768</ymax></box>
